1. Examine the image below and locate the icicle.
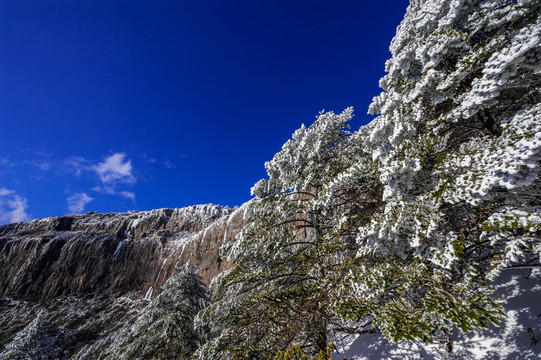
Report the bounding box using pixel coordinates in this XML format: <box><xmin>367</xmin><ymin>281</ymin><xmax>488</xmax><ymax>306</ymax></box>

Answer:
<box><xmin>144</xmin><ymin>286</ymin><xmax>153</xmax><ymax>301</ymax></box>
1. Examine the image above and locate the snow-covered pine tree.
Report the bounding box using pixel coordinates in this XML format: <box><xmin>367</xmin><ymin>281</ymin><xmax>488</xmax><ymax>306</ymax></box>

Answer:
<box><xmin>335</xmin><ymin>0</ymin><xmax>540</xmax><ymax>345</ymax></box>
<box><xmin>198</xmin><ymin>0</ymin><xmax>540</xmax><ymax>356</ymax></box>
<box><xmin>96</xmin><ymin>263</ymin><xmax>210</xmax><ymax>360</ymax></box>
<box><xmin>0</xmin><ymin>314</ymin><xmax>65</xmax><ymax>359</ymax></box>
<box><xmin>195</xmin><ymin>108</ymin><xmax>382</xmax><ymax>359</ymax></box>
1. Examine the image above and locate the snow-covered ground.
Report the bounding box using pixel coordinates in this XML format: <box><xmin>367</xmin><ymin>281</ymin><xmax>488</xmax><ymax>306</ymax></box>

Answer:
<box><xmin>335</xmin><ymin>268</ymin><xmax>541</xmax><ymax>359</ymax></box>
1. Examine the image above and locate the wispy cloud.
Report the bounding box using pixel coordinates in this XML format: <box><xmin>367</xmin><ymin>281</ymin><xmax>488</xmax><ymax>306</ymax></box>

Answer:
<box><xmin>141</xmin><ymin>153</ymin><xmax>157</xmax><ymax>164</ymax></box>
<box><xmin>0</xmin><ymin>158</ymin><xmax>14</xmax><ymax>167</ymax></box>
<box><xmin>0</xmin><ymin>188</ymin><xmax>14</xmax><ymax>196</ymax></box>
<box><xmin>163</xmin><ymin>159</ymin><xmax>177</xmax><ymax>169</ymax></box>
<box><xmin>0</xmin><ymin>187</ymin><xmax>29</xmax><ymax>225</ymax></box>
<box><xmin>67</xmin><ymin>192</ymin><xmax>93</xmax><ymax>213</ymax></box>
<box><xmin>63</xmin><ymin>156</ymin><xmax>89</xmax><ymax>177</ymax></box>
<box><xmin>0</xmin><ymin>152</ymin><xmax>139</xmax><ymax>219</ymax></box>
<box><xmin>120</xmin><ymin>191</ymin><xmax>136</xmax><ymax>201</ymax></box>
<box><xmin>29</xmin><ymin>160</ymin><xmax>50</xmax><ymax>171</ymax></box>
<box><xmin>27</xmin><ymin>151</ymin><xmax>52</xmax><ymax>171</ymax></box>
<box><xmin>93</xmin><ymin>153</ymin><xmax>135</xmax><ymax>184</ymax></box>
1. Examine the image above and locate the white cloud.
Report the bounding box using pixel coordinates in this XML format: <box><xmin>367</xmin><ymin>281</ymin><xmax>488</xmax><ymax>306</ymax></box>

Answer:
<box><xmin>120</xmin><ymin>191</ymin><xmax>136</xmax><ymax>201</ymax></box>
<box><xmin>0</xmin><ymin>188</ymin><xmax>14</xmax><ymax>196</ymax></box>
<box><xmin>93</xmin><ymin>153</ymin><xmax>135</xmax><ymax>184</ymax></box>
<box><xmin>163</xmin><ymin>159</ymin><xmax>177</xmax><ymax>169</ymax></box>
<box><xmin>28</xmin><ymin>151</ymin><xmax>52</xmax><ymax>171</ymax></box>
<box><xmin>0</xmin><ymin>158</ymin><xmax>14</xmax><ymax>167</ymax></box>
<box><xmin>67</xmin><ymin>193</ymin><xmax>94</xmax><ymax>213</ymax></box>
<box><xmin>142</xmin><ymin>153</ymin><xmax>157</xmax><ymax>164</ymax></box>
<box><xmin>30</xmin><ymin>160</ymin><xmax>50</xmax><ymax>171</ymax></box>
<box><xmin>0</xmin><ymin>188</ymin><xmax>29</xmax><ymax>225</ymax></box>
<box><xmin>92</xmin><ymin>185</ymin><xmax>118</xmax><ymax>196</ymax></box>
<box><xmin>63</xmin><ymin>156</ymin><xmax>89</xmax><ymax>177</ymax></box>
<box><xmin>8</xmin><ymin>197</ymin><xmax>29</xmax><ymax>222</ymax></box>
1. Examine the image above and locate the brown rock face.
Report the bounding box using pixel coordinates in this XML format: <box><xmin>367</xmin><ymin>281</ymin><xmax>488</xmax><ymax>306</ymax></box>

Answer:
<box><xmin>0</xmin><ymin>204</ymin><xmax>247</xmax><ymax>302</ymax></box>
<box><xmin>0</xmin><ymin>203</ymin><xmax>249</xmax><ymax>358</ymax></box>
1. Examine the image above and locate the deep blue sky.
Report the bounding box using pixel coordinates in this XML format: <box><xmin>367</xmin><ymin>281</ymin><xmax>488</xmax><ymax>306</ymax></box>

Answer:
<box><xmin>0</xmin><ymin>0</ymin><xmax>409</xmax><ymax>223</ymax></box>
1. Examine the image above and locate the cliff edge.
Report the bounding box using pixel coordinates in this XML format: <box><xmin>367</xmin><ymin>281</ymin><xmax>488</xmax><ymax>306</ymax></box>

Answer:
<box><xmin>0</xmin><ymin>204</ymin><xmax>246</xmax><ymax>358</ymax></box>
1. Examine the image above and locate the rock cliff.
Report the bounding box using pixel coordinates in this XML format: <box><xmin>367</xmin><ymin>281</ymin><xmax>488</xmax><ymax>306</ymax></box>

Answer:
<box><xmin>0</xmin><ymin>204</ymin><xmax>246</xmax><ymax>358</ymax></box>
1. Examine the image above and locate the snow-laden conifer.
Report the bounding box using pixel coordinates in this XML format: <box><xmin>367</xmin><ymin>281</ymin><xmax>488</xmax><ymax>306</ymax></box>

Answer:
<box><xmin>195</xmin><ymin>108</ymin><xmax>382</xmax><ymax>359</ymax></box>
<box><xmin>82</xmin><ymin>263</ymin><xmax>210</xmax><ymax>360</ymax></box>
<box><xmin>197</xmin><ymin>0</ymin><xmax>540</xmax><ymax>356</ymax></box>
<box><xmin>343</xmin><ymin>0</ymin><xmax>541</xmax><ymax>345</ymax></box>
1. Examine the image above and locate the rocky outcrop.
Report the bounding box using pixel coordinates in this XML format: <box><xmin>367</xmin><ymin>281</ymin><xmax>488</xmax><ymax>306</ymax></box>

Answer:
<box><xmin>0</xmin><ymin>204</ymin><xmax>245</xmax><ymax>302</ymax></box>
<box><xmin>0</xmin><ymin>204</ymin><xmax>247</xmax><ymax>358</ymax></box>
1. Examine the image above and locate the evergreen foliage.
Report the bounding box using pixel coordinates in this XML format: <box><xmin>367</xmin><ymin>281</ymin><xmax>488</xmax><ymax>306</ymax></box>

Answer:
<box><xmin>0</xmin><ymin>315</ymin><xmax>66</xmax><ymax>360</ymax></box>
<box><xmin>356</xmin><ymin>0</ymin><xmax>541</xmax><ymax>343</ymax></box>
<box><xmin>197</xmin><ymin>0</ymin><xmax>541</xmax><ymax>357</ymax></box>
<box><xmin>196</xmin><ymin>108</ymin><xmax>382</xmax><ymax>358</ymax></box>
<box><xmin>94</xmin><ymin>263</ymin><xmax>210</xmax><ymax>360</ymax></box>
<box><xmin>269</xmin><ymin>343</ymin><xmax>336</xmax><ymax>360</ymax></box>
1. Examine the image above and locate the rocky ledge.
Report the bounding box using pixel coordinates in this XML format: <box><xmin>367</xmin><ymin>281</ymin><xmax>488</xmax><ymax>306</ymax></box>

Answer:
<box><xmin>0</xmin><ymin>204</ymin><xmax>247</xmax><ymax>358</ymax></box>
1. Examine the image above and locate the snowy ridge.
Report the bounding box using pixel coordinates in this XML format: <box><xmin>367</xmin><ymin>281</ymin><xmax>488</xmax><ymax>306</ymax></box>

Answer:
<box><xmin>0</xmin><ymin>203</ymin><xmax>245</xmax><ymax>358</ymax></box>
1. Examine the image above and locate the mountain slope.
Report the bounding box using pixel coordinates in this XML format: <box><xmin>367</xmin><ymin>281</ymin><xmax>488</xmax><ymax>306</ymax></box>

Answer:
<box><xmin>0</xmin><ymin>204</ymin><xmax>246</xmax><ymax>358</ymax></box>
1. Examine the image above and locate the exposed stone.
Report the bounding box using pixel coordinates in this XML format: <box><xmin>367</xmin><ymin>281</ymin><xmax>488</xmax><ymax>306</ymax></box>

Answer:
<box><xmin>0</xmin><ymin>203</ymin><xmax>248</xmax><ymax>358</ymax></box>
<box><xmin>0</xmin><ymin>204</ymin><xmax>245</xmax><ymax>301</ymax></box>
